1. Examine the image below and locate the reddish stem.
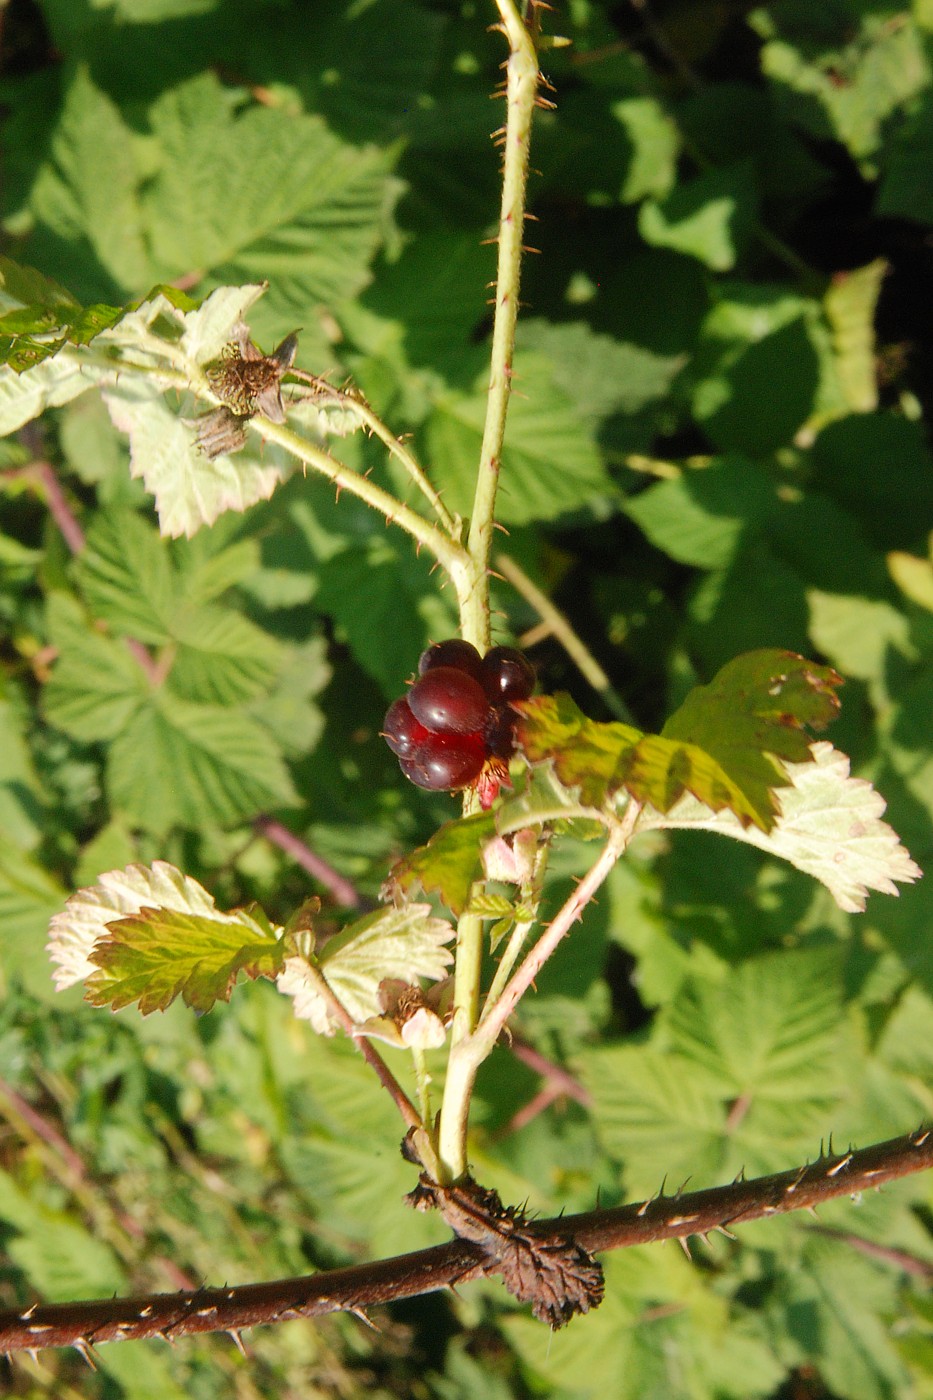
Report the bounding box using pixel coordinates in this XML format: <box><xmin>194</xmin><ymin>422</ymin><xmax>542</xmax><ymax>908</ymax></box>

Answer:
<box><xmin>253</xmin><ymin>816</ymin><xmax>363</xmax><ymax>909</ymax></box>
<box><xmin>0</xmin><ymin>1126</ymin><xmax>929</xmax><ymax>1354</ymax></box>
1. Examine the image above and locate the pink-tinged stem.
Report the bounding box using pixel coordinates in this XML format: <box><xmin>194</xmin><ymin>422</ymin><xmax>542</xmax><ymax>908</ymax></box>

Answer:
<box><xmin>253</xmin><ymin>816</ymin><xmax>363</xmax><ymax>909</ymax></box>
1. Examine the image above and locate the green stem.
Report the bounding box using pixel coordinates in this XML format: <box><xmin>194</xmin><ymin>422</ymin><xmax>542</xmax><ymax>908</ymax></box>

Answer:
<box><xmin>252</xmin><ymin>417</ymin><xmax>473</xmax><ymax>603</ymax></box>
<box><xmin>478</xmin><ymin>805</ymin><xmax>638</xmax><ymax>1048</ymax></box>
<box><xmin>462</xmin><ymin>0</ymin><xmax>539</xmax><ymax>650</ymax></box>
<box><xmin>412</xmin><ymin>1047</ymin><xmax>433</xmax><ymax>1127</ymax></box>
<box><xmin>434</xmin><ymin>1</ymin><xmax>542</xmax><ymax>1181</ymax></box>
<box><xmin>350</xmin><ymin>397</ymin><xmax>461</xmax><ymax>539</ymax></box>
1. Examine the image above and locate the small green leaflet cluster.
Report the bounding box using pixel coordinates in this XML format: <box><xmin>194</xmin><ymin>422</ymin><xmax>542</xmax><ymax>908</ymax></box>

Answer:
<box><xmin>48</xmin><ymin>859</ymin><xmax>454</xmax><ymax>1029</ymax></box>
<box><xmin>42</xmin><ymin>510</ymin><xmax>320</xmax><ymax>837</ymax></box>
<box><xmin>390</xmin><ymin>650</ymin><xmax>918</xmax><ymax>918</ymax></box>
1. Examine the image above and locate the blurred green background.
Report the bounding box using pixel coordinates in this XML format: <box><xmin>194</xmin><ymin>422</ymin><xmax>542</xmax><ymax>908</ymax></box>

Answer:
<box><xmin>2</xmin><ymin>1</ymin><xmax>933</xmax><ymax>1396</ymax></box>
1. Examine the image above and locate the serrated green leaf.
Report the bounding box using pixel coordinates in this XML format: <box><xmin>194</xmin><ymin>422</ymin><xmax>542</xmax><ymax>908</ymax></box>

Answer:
<box><xmin>315</xmin><ymin>536</ymin><xmax>457</xmax><ymax>699</ymax></box>
<box><xmin>278</xmin><ymin>903</ymin><xmax>453</xmax><ymax>1033</ymax></box>
<box><xmin>425</xmin><ymin>354</ymin><xmax>611</xmax><ymax>525</ymax></box>
<box><xmin>516</xmin><ymin>692</ymin><xmax>766</xmax><ymax>827</ymax></box>
<box><xmin>0</xmin><ymin>840</ymin><xmax>67</xmax><ymax>998</ymax></box>
<box><xmin>624</xmin><ymin>456</ymin><xmax>779</xmax><ymax>570</ymax></box>
<box><xmin>505</xmin><ymin>1248</ymin><xmax>782</xmax><ymax>1400</ymax></box>
<box><xmin>636</xmin><ymin>742</ymin><xmax>920</xmax><ymax>914</ymax></box>
<box><xmin>518</xmin><ymin>318</ymin><xmax>684</xmax><ymax>422</ymax></box>
<box><xmin>662</xmin><ymin>649</ymin><xmax>842</xmax><ymax>817</ymax></box>
<box><xmin>107</xmin><ymin>692</ymin><xmax>298</xmax><ymax>834</ymax></box>
<box><xmin>169</xmin><ymin>604</ymin><xmax>283</xmax><ymax>705</ymax></box>
<box><xmin>49</xmin><ymin>858</ymin><xmax>235</xmax><ymax>989</ymax></box>
<box><xmin>143</xmin><ymin>73</ymin><xmax>395</xmax><ymax>324</ymax></box>
<box><xmin>769</xmin><ymin>1236</ymin><xmax>912</xmax><ymax>1400</ymax></box>
<box><xmin>579</xmin><ymin>949</ymin><xmax>851</xmax><ymax>1193</ymax></box>
<box><xmin>0</xmin><ymin>1169</ymin><xmax>125</xmax><ymax>1301</ymax></box>
<box><xmin>29</xmin><ymin>66</ymin><xmax>150</xmax><ymax>291</ymax></box>
<box><xmin>86</xmin><ymin>903</ymin><xmax>284</xmax><ymax>1015</ymax></box>
<box><xmin>387</xmin><ymin>811</ymin><xmax>495</xmax><ymax>915</ymax></box>
<box><xmin>465</xmin><ymin>893</ymin><xmax>517</xmax><ymax>918</ymax></box>
<box><xmin>78</xmin><ymin>509</ymin><xmax>177</xmax><ymax>643</ymax></box>
<box><xmin>639</xmin><ymin>161</ymin><xmax>759</xmax><ymax>271</ymax></box>
<box><xmin>43</xmin><ymin>594</ymin><xmax>149</xmax><ymax>743</ymax></box>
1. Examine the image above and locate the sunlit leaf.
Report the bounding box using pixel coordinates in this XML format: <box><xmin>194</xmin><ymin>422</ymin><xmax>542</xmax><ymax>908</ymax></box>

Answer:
<box><xmin>277</xmin><ymin>903</ymin><xmax>454</xmax><ymax>1033</ymax></box>
<box><xmin>48</xmin><ymin>859</ymin><xmax>254</xmax><ymax>991</ymax></box>
<box><xmin>85</xmin><ymin>903</ymin><xmax>283</xmax><ymax>1014</ymax></box>
<box><xmin>636</xmin><ymin>742</ymin><xmax>921</xmax><ymax>912</ymax></box>
<box><xmin>386</xmin><ymin>812</ymin><xmax>495</xmax><ymax>916</ymax></box>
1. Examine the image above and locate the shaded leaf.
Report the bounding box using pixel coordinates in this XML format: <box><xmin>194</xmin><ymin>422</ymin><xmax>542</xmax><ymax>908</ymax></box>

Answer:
<box><xmin>107</xmin><ymin>693</ymin><xmax>298</xmax><ymax>834</ymax></box>
<box><xmin>425</xmin><ymin>354</ymin><xmax>611</xmax><ymax>525</ymax></box>
<box><xmin>386</xmin><ymin>811</ymin><xmax>495</xmax><ymax>916</ymax></box>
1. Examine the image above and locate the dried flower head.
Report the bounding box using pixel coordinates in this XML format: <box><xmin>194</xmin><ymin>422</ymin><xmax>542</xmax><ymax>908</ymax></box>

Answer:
<box><xmin>207</xmin><ymin>325</ymin><xmax>298</xmax><ymax>423</ymax></box>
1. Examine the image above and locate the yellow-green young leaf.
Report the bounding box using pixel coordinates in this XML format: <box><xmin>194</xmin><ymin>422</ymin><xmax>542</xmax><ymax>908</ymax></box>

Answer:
<box><xmin>517</xmin><ymin>693</ymin><xmax>767</xmax><ymax>827</ymax></box>
<box><xmin>662</xmin><ymin>649</ymin><xmax>842</xmax><ymax>823</ymax></box>
<box><xmin>386</xmin><ymin>811</ymin><xmax>495</xmax><ymax>916</ymax></box>
<box><xmin>85</xmin><ymin>905</ymin><xmax>283</xmax><ymax>1015</ymax></box>
<box><xmin>48</xmin><ymin>860</ymin><xmax>278</xmax><ymax>998</ymax></box>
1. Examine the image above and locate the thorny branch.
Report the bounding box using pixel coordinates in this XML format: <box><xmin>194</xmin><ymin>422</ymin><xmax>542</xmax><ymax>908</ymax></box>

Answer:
<box><xmin>2</xmin><ymin>1126</ymin><xmax>930</xmax><ymax>1358</ymax></box>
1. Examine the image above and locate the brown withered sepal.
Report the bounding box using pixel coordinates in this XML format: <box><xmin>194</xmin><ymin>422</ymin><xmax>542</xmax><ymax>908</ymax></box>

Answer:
<box><xmin>408</xmin><ymin>1175</ymin><xmax>604</xmax><ymax>1328</ymax></box>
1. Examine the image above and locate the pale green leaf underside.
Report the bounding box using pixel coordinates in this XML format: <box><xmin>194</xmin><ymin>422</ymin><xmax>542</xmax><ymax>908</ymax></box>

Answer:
<box><xmin>48</xmin><ymin>859</ymin><xmax>234</xmax><ymax>991</ymax></box>
<box><xmin>102</xmin><ymin>379</ymin><xmax>291</xmax><ymax>538</ymax></box>
<box><xmin>277</xmin><ymin>902</ymin><xmax>454</xmax><ymax>1034</ymax></box>
<box><xmin>635</xmin><ymin>741</ymin><xmax>921</xmax><ymax>912</ymax></box>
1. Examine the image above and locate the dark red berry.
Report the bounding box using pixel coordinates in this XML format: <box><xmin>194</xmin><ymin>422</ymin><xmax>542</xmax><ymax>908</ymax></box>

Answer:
<box><xmin>399</xmin><ymin>730</ymin><xmax>486</xmax><ymax>791</ymax></box>
<box><xmin>484</xmin><ymin>704</ymin><xmax>518</xmax><ymax>761</ymax></box>
<box><xmin>418</xmin><ymin>639</ymin><xmax>483</xmax><ymax>680</ymax></box>
<box><xmin>382</xmin><ymin>697</ymin><xmax>429</xmax><ymax>758</ymax></box>
<box><xmin>408</xmin><ymin>666</ymin><xmax>488</xmax><ymax>735</ymax></box>
<box><xmin>480</xmin><ymin>646</ymin><xmax>535</xmax><ymax>704</ymax></box>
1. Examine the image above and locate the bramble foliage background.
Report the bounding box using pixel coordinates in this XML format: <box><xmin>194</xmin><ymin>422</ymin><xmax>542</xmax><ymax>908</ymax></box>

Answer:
<box><xmin>2</xmin><ymin>0</ymin><xmax>933</xmax><ymax>1396</ymax></box>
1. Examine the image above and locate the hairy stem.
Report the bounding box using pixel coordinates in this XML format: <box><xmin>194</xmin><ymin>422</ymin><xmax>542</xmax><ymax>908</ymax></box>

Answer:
<box><xmin>254</xmin><ymin>416</ymin><xmax>471</xmax><ymax>597</ymax></box>
<box><xmin>3</xmin><ymin>1128</ymin><xmax>930</xmax><ymax>1354</ymax></box>
<box><xmin>477</xmin><ymin>806</ymin><xmax>637</xmax><ymax>1047</ymax></box>
<box><xmin>434</xmin><ymin>0</ymin><xmax>542</xmax><ymax>1190</ymax></box>
<box><xmin>348</xmin><ymin>396</ymin><xmax>461</xmax><ymax>538</ymax></box>
<box><xmin>462</xmin><ymin>0</ymin><xmax>539</xmax><ymax>648</ymax></box>
<box><xmin>291</xmin><ymin>958</ymin><xmax>421</xmax><ymax>1133</ymax></box>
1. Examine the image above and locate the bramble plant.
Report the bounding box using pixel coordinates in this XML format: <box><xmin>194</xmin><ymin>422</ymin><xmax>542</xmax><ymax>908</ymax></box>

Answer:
<box><xmin>2</xmin><ymin>0</ymin><xmax>933</xmax><ymax>1394</ymax></box>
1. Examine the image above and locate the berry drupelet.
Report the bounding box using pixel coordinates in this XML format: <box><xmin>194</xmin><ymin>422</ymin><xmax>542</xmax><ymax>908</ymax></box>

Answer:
<box><xmin>382</xmin><ymin>639</ymin><xmax>535</xmax><ymax>799</ymax></box>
